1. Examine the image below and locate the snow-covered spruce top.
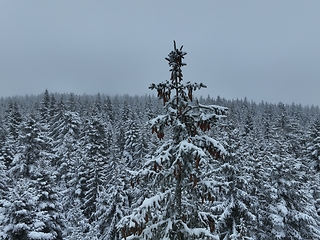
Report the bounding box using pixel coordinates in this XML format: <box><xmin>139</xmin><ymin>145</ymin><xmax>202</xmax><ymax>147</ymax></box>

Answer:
<box><xmin>118</xmin><ymin>41</ymin><xmax>229</xmax><ymax>240</ymax></box>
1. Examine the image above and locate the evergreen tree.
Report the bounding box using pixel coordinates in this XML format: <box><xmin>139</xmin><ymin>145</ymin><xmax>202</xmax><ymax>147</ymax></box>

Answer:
<box><xmin>1</xmin><ymin>101</ymin><xmax>22</xmax><ymax>169</ymax></box>
<box><xmin>4</xmin><ymin>101</ymin><xmax>22</xmax><ymax>141</ymax></box>
<box><xmin>256</xmin><ymin>139</ymin><xmax>320</xmax><ymax>239</ymax></box>
<box><xmin>67</xmin><ymin>93</ymin><xmax>77</xmax><ymax>112</ymax></box>
<box><xmin>49</xmin><ymin>93</ymin><xmax>57</xmax><ymax>117</ymax></box>
<box><xmin>10</xmin><ymin>113</ymin><xmax>46</xmax><ymax>179</ymax></box>
<box><xmin>104</xmin><ymin>95</ymin><xmax>115</xmax><ymax>122</ymax></box>
<box><xmin>32</xmin><ymin>161</ymin><xmax>64</xmax><ymax>240</ymax></box>
<box><xmin>118</xmin><ymin>41</ymin><xmax>228</xmax><ymax>239</ymax></box>
<box><xmin>81</xmin><ymin>117</ymin><xmax>109</xmax><ymax>223</ymax></box>
<box><xmin>212</xmin><ymin>127</ymin><xmax>258</xmax><ymax>240</ymax></box>
<box><xmin>50</xmin><ymin>108</ymin><xmax>82</xmax><ymax>180</ymax></box>
<box><xmin>116</xmin><ymin>100</ymin><xmax>133</xmax><ymax>153</ymax></box>
<box><xmin>3</xmin><ymin>179</ymin><xmax>63</xmax><ymax>240</ymax></box>
<box><xmin>0</xmin><ymin>150</ymin><xmax>10</xmax><ymax>231</ymax></box>
<box><xmin>39</xmin><ymin>89</ymin><xmax>51</xmax><ymax>125</ymax></box>
<box><xmin>98</xmin><ymin>155</ymin><xmax>129</xmax><ymax>240</ymax></box>
<box><xmin>307</xmin><ymin>116</ymin><xmax>320</xmax><ymax>172</ymax></box>
<box><xmin>92</xmin><ymin>120</ymin><xmax>128</xmax><ymax>240</ymax></box>
<box><xmin>307</xmin><ymin>116</ymin><xmax>320</xmax><ymax>217</ymax></box>
<box><xmin>2</xmin><ymin>180</ymin><xmax>37</xmax><ymax>240</ymax></box>
<box><xmin>123</xmin><ymin>112</ymin><xmax>145</xmax><ymax>170</ymax></box>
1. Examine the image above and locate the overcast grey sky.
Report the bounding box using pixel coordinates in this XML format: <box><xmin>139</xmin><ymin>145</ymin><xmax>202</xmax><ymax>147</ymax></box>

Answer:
<box><xmin>1</xmin><ymin>1</ymin><xmax>320</xmax><ymax>106</ymax></box>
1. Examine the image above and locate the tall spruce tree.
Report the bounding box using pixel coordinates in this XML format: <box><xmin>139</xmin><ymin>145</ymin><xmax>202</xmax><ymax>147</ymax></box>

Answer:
<box><xmin>2</xmin><ymin>179</ymin><xmax>37</xmax><ymax>240</ymax></box>
<box><xmin>211</xmin><ymin>127</ymin><xmax>258</xmax><ymax>240</ymax></box>
<box><xmin>0</xmin><ymin>149</ymin><xmax>10</xmax><ymax>234</ymax></box>
<box><xmin>32</xmin><ymin>160</ymin><xmax>64</xmax><ymax>240</ymax></box>
<box><xmin>5</xmin><ymin>101</ymin><xmax>22</xmax><ymax>142</ymax></box>
<box><xmin>10</xmin><ymin>113</ymin><xmax>44</xmax><ymax>178</ymax></box>
<box><xmin>81</xmin><ymin>116</ymin><xmax>109</xmax><ymax>223</ymax></box>
<box><xmin>118</xmin><ymin>41</ymin><xmax>228</xmax><ymax>239</ymax></box>
<box><xmin>307</xmin><ymin>116</ymin><xmax>320</xmax><ymax>217</ymax></box>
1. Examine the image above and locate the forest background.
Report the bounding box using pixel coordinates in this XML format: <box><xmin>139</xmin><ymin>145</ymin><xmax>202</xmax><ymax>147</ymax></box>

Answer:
<box><xmin>0</xmin><ymin>87</ymin><xmax>319</xmax><ymax>239</ymax></box>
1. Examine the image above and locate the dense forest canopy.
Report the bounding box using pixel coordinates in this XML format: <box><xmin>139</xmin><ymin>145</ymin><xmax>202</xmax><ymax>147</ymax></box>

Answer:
<box><xmin>0</xmin><ymin>90</ymin><xmax>319</xmax><ymax>239</ymax></box>
<box><xmin>0</xmin><ymin>42</ymin><xmax>319</xmax><ymax>239</ymax></box>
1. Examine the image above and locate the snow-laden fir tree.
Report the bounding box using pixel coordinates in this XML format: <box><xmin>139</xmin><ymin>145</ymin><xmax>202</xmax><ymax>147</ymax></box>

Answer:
<box><xmin>254</xmin><ymin>131</ymin><xmax>320</xmax><ymax>239</ymax></box>
<box><xmin>2</xmin><ymin>179</ymin><xmax>38</xmax><ymax>240</ymax></box>
<box><xmin>0</xmin><ymin>149</ymin><xmax>11</xmax><ymax>239</ymax></box>
<box><xmin>123</xmin><ymin>112</ymin><xmax>146</xmax><ymax>171</ymax></box>
<box><xmin>49</xmin><ymin>105</ymin><xmax>82</xmax><ymax>180</ymax></box>
<box><xmin>1</xmin><ymin>101</ymin><xmax>22</xmax><ymax>169</ymax></box>
<box><xmin>307</xmin><ymin>116</ymin><xmax>320</xmax><ymax>173</ymax></box>
<box><xmin>2</xmin><ymin>179</ymin><xmax>63</xmax><ymax>240</ymax></box>
<box><xmin>211</xmin><ymin>126</ymin><xmax>258</xmax><ymax>240</ymax></box>
<box><xmin>5</xmin><ymin>101</ymin><xmax>22</xmax><ymax>142</ymax></box>
<box><xmin>118</xmin><ymin>41</ymin><xmax>228</xmax><ymax>240</ymax></box>
<box><xmin>31</xmin><ymin>160</ymin><xmax>64</xmax><ymax>240</ymax></box>
<box><xmin>10</xmin><ymin>112</ymin><xmax>50</xmax><ymax>179</ymax></box>
<box><xmin>306</xmin><ymin>116</ymin><xmax>320</xmax><ymax>217</ymax></box>
<box><xmin>98</xmin><ymin>150</ymin><xmax>130</xmax><ymax>240</ymax></box>
<box><xmin>39</xmin><ymin>89</ymin><xmax>51</xmax><ymax>126</ymax></box>
<box><xmin>80</xmin><ymin>116</ymin><xmax>109</xmax><ymax>223</ymax></box>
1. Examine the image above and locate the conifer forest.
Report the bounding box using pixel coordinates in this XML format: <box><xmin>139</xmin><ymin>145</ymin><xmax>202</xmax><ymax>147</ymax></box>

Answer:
<box><xmin>0</xmin><ymin>42</ymin><xmax>320</xmax><ymax>240</ymax></box>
